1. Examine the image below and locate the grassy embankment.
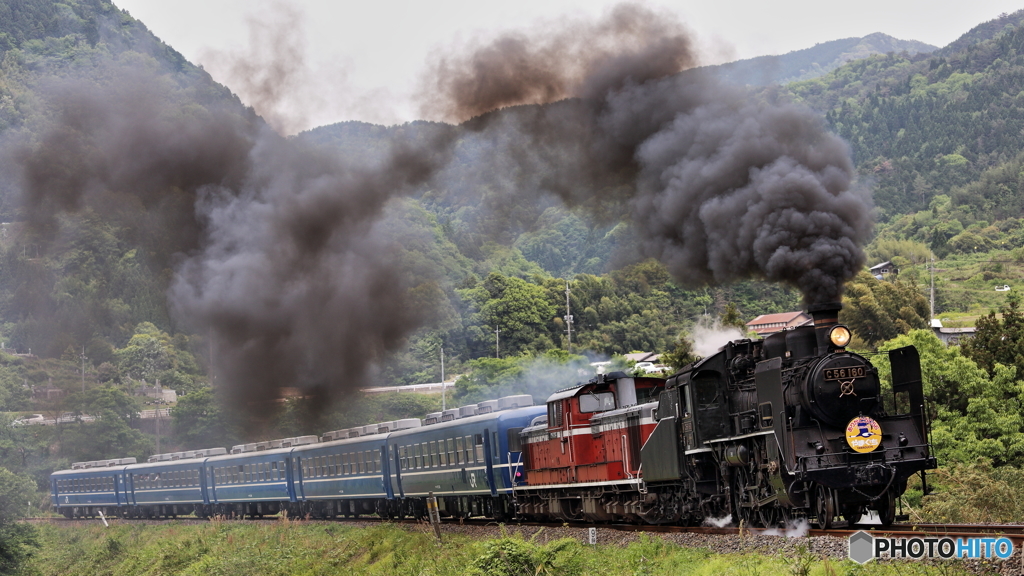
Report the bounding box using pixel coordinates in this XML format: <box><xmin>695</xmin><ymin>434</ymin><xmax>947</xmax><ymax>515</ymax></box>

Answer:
<box><xmin>23</xmin><ymin>520</ymin><xmax>977</xmax><ymax>576</ymax></box>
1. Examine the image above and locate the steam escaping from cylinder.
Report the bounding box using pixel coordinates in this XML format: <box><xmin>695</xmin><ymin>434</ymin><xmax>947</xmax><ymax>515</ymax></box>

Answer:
<box><xmin>703</xmin><ymin>514</ymin><xmax>734</xmax><ymax>528</ymax></box>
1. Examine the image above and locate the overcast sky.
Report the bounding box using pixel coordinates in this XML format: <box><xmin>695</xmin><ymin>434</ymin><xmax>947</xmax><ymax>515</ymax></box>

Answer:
<box><xmin>113</xmin><ymin>0</ymin><xmax>1024</xmax><ymax>130</ymax></box>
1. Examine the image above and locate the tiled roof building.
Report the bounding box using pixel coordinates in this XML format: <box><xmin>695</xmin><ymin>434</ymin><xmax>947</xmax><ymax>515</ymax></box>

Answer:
<box><xmin>746</xmin><ymin>311</ymin><xmax>812</xmax><ymax>337</ymax></box>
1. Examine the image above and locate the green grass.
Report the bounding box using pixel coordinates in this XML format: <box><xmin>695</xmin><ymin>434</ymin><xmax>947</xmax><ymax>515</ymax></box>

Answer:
<box><xmin>20</xmin><ymin>520</ymin><xmax>978</xmax><ymax>576</ymax></box>
<box><xmin>898</xmin><ymin>249</ymin><xmax>1024</xmax><ymax>322</ymax></box>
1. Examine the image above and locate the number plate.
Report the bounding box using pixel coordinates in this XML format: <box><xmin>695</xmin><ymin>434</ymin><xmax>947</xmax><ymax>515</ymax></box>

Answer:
<box><xmin>824</xmin><ymin>366</ymin><xmax>865</xmax><ymax>380</ymax></box>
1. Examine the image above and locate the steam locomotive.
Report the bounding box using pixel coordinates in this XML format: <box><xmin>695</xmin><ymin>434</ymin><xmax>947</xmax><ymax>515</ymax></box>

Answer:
<box><xmin>516</xmin><ymin>302</ymin><xmax>935</xmax><ymax>527</ymax></box>
<box><xmin>51</xmin><ymin>302</ymin><xmax>934</xmax><ymax>528</ymax></box>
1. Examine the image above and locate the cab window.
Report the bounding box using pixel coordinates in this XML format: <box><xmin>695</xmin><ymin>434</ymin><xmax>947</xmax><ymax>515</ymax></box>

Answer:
<box><xmin>579</xmin><ymin>392</ymin><xmax>616</xmax><ymax>413</ymax></box>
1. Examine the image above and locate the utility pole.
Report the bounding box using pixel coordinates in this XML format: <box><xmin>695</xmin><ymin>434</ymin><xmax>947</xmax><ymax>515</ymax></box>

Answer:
<box><xmin>930</xmin><ymin>255</ymin><xmax>935</xmax><ymax>321</ymax></box>
<box><xmin>209</xmin><ymin>328</ymin><xmax>215</xmax><ymax>384</ymax></box>
<box><xmin>80</xmin><ymin>347</ymin><xmax>86</xmax><ymax>393</ymax></box>
<box><xmin>155</xmin><ymin>402</ymin><xmax>161</xmax><ymax>454</ymax></box>
<box><xmin>495</xmin><ymin>328</ymin><xmax>501</xmax><ymax>359</ymax></box>
<box><xmin>564</xmin><ymin>282</ymin><xmax>574</xmax><ymax>353</ymax></box>
<box><xmin>441</xmin><ymin>346</ymin><xmax>446</xmax><ymax>412</ymax></box>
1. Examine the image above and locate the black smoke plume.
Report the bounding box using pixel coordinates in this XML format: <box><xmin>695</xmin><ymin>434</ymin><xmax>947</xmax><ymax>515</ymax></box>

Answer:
<box><xmin>419</xmin><ymin>3</ymin><xmax>697</xmax><ymax>122</ymax></box>
<box><xmin>169</xmin><ymin>125</ymin><xmax>456</xmax><ymax>421</ymax></box>
<box><xmin>16</xmin><ymin>66</ymin><xmax>457</xmax><ymax>424</ymax></box>
<box><xmin>423</xmin><ymin>4</ymin><xmax>871</xmax><ymax>305</ymax></box>
<box><xmin>18</xmin><ymin>75</ymin><xmax>255</xmax><ymax>249</ymax></box>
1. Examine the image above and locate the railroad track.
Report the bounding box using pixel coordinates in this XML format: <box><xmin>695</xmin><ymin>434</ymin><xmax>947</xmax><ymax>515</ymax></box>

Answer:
<box><xmin>24</xmin><ymin>516</ymin><xmax>1024</xmax><ymax>544</ymax></box>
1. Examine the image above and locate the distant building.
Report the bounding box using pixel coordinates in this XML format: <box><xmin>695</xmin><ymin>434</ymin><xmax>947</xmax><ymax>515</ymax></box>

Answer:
<box><xmin>870</xmin><ymin>261</ymin><xmax>896</xmax><ymax>279</ymax></box>
<box><xmin>135</xmin><ymin>382</ymin><xmax>177</xmax><ymax>404</ymax></box>
<box><xmin>361</xmin><ymin>382</ymin><xmax>455</xmax><ymax>395</ymax></box>
<box><xmin>622</xmin><ymin>352</ymin><xmax>661</xmax><ymax>364</ymax></box>
<box><xmin>931</xmin><ymin>319</ymin><xmax>976</xmax><ymax>345</ymax></box>
<box><xmin>746</xmin><ymin>311</ymin><xmax>813</xmax><ymax>337</ymax></box>
<box><xmin>31</xmin><ymin>385</ymin><xmax>63</xmax><ymax>400</ymax></box>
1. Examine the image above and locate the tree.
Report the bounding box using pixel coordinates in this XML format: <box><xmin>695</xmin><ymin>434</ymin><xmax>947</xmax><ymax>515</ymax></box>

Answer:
<box><xmin>916</xmin><ymin>459</ymin><xmax>1024</xmax><ymax>523</ymax></box>
<box><xmin>961</xmin><ymin>290</ymin><xmax>1024</xmax><ymax>378</ymax></box>
<box><xmin>660</xmin><ymin>335</ymin><xmax>697</xmax><ymax>371</ymax></box>
<box><xmin>60</xmin><ymin>387</ymin><xmax>150</xmax><ymax>462</ymax></box>
<box><xmin>171</xmin><ymin>387</ymin><xmax>236</xmax><ymax>450</ymax></box>
<box><xmin>459</xmin><ymin>273</ymin><xmax>557</xmax><ymax>357</ymax></box>
<box><xmin>840</xmin><ymin>271</ymin><xmax>929</xmax><ymax>347</ymax></box>
<box><xmin>0</xmin><ymin>466</ymin><xmax>39</xmax><ymax>574</ymax></box>
<box><xmin>720</xmin><ymin>303</ymin><xmax>747</xmax><ymax>332</ymax></box>
<box><xmin>876</xmin><ymin>330</ymin><xmax>1024</xmax><ymax>467</ymax></box>
<box><xmin>114</xmin><ymin>322</ymin><xmax>203</xmax><ymax>394</ymax></box>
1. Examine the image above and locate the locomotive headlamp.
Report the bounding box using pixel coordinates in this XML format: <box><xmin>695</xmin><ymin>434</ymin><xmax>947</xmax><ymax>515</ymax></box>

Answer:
<box><xmin>828</xmin><ymin>325</ymin><xmax>852</xmax><ymax>348</ymax></box>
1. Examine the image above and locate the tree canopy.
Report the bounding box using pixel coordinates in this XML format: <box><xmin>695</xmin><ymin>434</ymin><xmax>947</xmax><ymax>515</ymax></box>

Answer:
<box><xmin>840</xmin><ymin>271</ymin><xmax>929</xmax><ymax>347</ymax></box>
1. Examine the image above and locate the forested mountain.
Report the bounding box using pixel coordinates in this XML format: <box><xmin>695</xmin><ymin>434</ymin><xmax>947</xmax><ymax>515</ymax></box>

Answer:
<box><xmin>710</xmin><ymin>32</ymin><xmax>935</xmax><ymax>87</ymax></box>
<box><xmin>789</xmin><ymin>10</ymin><xmax>1024</xmax><ymax>223</ymax></box>
<box><xmin>0</xmin><ymin>0</ymin><xmax>255</xmax><ymax>360</ymax></box>
<box><xmin>769</xmin><ymin>8</ymin><xmax>1024</xmax><ymax>275</ymax></box>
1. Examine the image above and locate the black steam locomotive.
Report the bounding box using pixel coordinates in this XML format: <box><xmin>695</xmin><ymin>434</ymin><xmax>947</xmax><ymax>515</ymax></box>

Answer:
<box><xmin>638</xmin><ymin>302</ymin><xmax>935</xmax><ymax>527</ymax></box>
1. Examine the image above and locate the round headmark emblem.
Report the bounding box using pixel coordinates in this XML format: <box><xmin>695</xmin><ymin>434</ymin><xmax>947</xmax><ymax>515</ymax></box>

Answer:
<box><xmin>845</xmin><ymin>416</ymin><xmax>882</xmax><ymax>453</ymax></box>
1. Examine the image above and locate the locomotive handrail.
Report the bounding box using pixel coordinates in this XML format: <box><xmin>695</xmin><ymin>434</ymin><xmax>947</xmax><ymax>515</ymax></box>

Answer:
<box><xmin>795</xmin><ymin>441</ymin><xmax>931</xmax><ymax>470</ymax></box>
<box><xmin>620</xmin><ymin>435</ymin><xmax>633</xmax><ymax>480</ymax></box>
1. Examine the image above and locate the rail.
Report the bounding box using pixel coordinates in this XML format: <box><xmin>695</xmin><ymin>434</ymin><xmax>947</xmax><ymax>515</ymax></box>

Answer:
<box><xmin>24</xmin><ymin>516</ymin><xmax>1024</xmax><ymax>545</ymax></box>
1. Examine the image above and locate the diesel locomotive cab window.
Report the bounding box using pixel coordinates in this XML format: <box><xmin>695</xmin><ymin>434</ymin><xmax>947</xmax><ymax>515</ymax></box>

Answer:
<box><xmin>579</xmin><ymin>392</ymin><xmax>616</xmax><ymax>413</ymax></box>
<box><xmin>548</xmin><ymin>401</ymin><xmax>564</xmax><ymax>427</ymax></box>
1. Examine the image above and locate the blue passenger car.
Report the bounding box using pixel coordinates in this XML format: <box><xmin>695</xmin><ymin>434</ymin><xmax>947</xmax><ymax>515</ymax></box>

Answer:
<box><xmin>289</xmin><ymin>434</ymin><xmax>391</xmax><ymax>517</ymax></box>
<box><xmin>124</xmin><ymin>459</ymin><xmax>207</xmax><ymax>517</ymax></box>
<box><xmin>385</xmin><ymin>404</ymin><xmax>545</xmax><ymax>519</ymax></box>
<box><xmin>51</xmin><ymin>459</ymin><xmax>135</xmax><ymax>518</ymax></box>
<box><xmin>205</xmin><ymin>449</ymin><xmax>293</xmax><ymax>517</ymax></box>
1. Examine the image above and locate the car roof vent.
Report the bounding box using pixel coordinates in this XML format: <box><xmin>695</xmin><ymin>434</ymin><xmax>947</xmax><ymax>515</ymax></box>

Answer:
<box><xmin>498</xmin><ymin>395</ymin><xmax>533</xmax><ymax>410</ymax></box>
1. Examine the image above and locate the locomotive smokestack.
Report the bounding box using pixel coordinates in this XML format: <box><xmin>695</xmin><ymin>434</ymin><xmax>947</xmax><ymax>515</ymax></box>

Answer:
<box><xmin>809</xmin><ymin>302</ymin><xmax>843</xmax><ymax>354</ymax></box>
